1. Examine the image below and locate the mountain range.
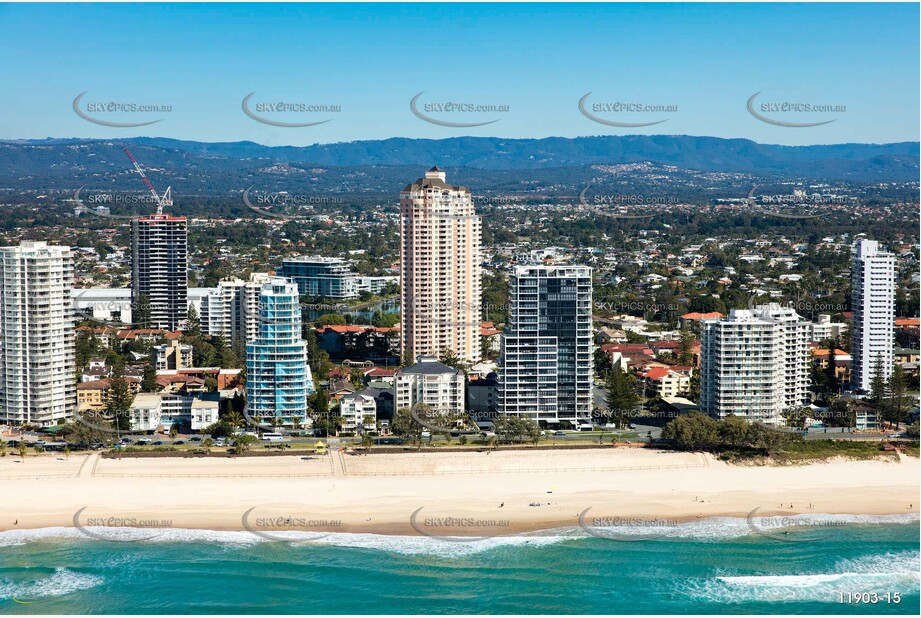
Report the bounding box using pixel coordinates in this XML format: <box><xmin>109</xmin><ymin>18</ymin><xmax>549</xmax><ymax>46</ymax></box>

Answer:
<box><xmin>4</xmin><ymin>135</ymin><xmax>918</xmax><ymax>180</ymax></box>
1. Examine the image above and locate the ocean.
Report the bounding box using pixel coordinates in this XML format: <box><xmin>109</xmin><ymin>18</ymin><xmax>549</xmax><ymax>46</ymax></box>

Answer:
<box><xmin>0</xmin><ymin>517</ymin><xmax>918</xmax><ymax>614</ymax></box>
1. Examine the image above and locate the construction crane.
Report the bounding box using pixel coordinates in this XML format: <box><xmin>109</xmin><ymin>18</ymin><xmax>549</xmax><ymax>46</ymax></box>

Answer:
<box><xmin>123</xmin><ymin>146</ymin><xmax>172</xmax><ymax>215</ymax></box>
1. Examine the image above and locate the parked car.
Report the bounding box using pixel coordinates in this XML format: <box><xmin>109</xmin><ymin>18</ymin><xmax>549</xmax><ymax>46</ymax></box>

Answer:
<box><xmin>190</xmin><ymin>436</ymin><xmax>203</xmax><ymax>442</ymax></box>
<box><xmin>173</xmin><ymin>440</ymin><xmax>185</xmax><ymax>445</ymax></box>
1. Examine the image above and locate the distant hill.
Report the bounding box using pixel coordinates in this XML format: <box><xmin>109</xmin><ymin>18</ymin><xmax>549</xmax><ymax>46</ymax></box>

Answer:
<box><xmin>6</xmin><ymin>135</ymin><xmax>919</xmax><ymax>181</ymax></box>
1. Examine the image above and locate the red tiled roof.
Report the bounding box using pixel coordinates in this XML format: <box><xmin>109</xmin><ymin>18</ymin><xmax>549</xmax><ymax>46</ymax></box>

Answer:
<box><xmin>642</xmin><ymin>367</ymin><xmax>673</xmax><ymax>380</ymax></box>
<box><xmin>681</xmin><ymin>312</ymin><xmax>724</xmax><ymax>320</ymax></box>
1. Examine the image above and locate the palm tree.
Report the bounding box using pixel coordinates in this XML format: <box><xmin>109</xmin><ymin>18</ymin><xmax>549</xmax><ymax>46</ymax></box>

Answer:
<box><xmin>227</xmin><ymin>411</ymin><xmax>245</xmax><ymax>434</ymax></box>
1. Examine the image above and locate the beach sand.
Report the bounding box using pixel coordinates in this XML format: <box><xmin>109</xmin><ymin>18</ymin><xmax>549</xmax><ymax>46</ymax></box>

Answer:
<box><xmin>1</xmin><ymin>448</ymin><xmax>917</xmax><ymax>536</ymax></box>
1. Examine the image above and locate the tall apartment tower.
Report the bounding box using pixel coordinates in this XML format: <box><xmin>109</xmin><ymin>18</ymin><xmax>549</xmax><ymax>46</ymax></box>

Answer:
<box><xmin>400</xmin><ymin>167</ymin><xmax>482</xmax><ymax>364</ymax></box>
<box><xmin>498</xmin><ymin>265</ymin><xmax>594</xmax><ymax>425</ymax></box>
<box><xmin>700</xmin><ymin>303</ymin><xmax>810</xmax><ymax>425</ymax></box>
<box><xmin>0</xmin><ymin>242</ymin><xmax>76</xmax><ymax>426</ymax></box>
<box><xmin>246</xmin><ymin>278</ymin><xmax>314</xmax><ymax>427</ymax></box>
<box><xmin>131</xmin><ymin>213</ymin><xmax>188</xmax><ymax>330</ymax></box>
<box><xmin>850</xmin><ymin>239</ymin><xmax>896</xmax><ymax>392</ymax></box>
<box><xmin>201</xmin><ymin>272</ymin><xmax>273</xmax><ymax>345</ymax></box>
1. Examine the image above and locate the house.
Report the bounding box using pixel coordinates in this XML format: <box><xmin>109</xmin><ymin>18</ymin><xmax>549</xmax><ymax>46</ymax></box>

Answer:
<box><xmin>363</xmin><ymin>367</ymin><xmax>396</xmax><ymax>386</ymax></box>
<box><xmin>679</xmin><ymin>312</ymin><xmax>724</xmax><ymax>331</ymax></box>
<box><xmin>480</xmin><ymin>322</ymin><xmax>502</xmax><ymax>356</ymax></box>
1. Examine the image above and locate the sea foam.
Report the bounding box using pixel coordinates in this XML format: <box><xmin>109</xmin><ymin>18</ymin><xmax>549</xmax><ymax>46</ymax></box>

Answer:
<box><xmin>684</xmin><ymin>550</ymin><xmax>921</xmax><ymax>604</ymax></box>
<box><xmin>0</xmin><ymin>567</ymin><xmax>104</xmax><ymax>600</ymax></box>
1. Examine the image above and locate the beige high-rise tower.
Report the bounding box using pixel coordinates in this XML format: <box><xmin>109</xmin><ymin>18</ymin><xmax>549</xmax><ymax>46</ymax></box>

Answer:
<box><xmin>400</xmin><ymin>167</ymin><xmax>482</xmax><ymax>364</ymax></box>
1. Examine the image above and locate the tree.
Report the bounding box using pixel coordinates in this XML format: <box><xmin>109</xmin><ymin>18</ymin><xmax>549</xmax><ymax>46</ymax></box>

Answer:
<box><xmin>371</xmin><ymin>311</ymin><xmax>400</xmax><ymax>328</ymax></box>
<box><xmin>781</xmin><ymin>406</ymin><xmax>809</xmax><ymax>430</ymax></box>
<box><xmin>745</xmin><ymin>422</ymin><xmax>797</xmax><ymax>456</ymax></box>
<box><xmin>438</xmin><ymin>348</ymin><xmax>466</xmax><ymax>372</ymax></box>
<box><xmin>718</xmin><ymin>414</ymin><xmax>750</xmax><ymax>448</ymax></box>
<box><xmin>105</xmin><ymin>359</ymin><xmax>134</xmax><ymax>432</ymax></box>
<box><xmin>869</xmin><ymin>354</ymin><xmax>887</xmax><ymax>405</ymax></box>
<box><xmin>824</xmin><ymin>339</ymin><xmax>839</xmax><ymax>396</ymax></box>
<box><xmin>317</xmin><ymin>313</ymin><xmax>347</xmax><ymax>326</ymax></box>
<box><xmin>677</xmin><ymin>325</ymin><xmax>695</xmax><ymax>366</ymax></box>
<box><xmin>604</xmin><ymin>364</ymin><xmax>638</xmax><ymax>428</ymax></box>
<box><xmin>185</xmin><ymin>305</ymin><xmax>202</xmax><ymax>338</ymax></box>
<box><xmin>141</xmin><ymin>365</ymin><xmax>159</xmax><ymax>393</ymax></box>
<box><xmin>391</xmin><ymin>407</ymin><xmax>425</xmax><ymax>449</ymax></box>
<box><xmin>493</xmin><ymin>415</ymin><xmax>541</xmax><ymax>444</ymax></box>
<box><xmin>134</xmin><ymin>293</ymin><xmax>152</xmax><ymax>329</ymax></box>
<box><xmin>884</xmin><ymin>365</ymin><xmax>909</xmax><ymax>429</ymax></box>
<box><xmin>401</xmin><ymin>347</ymin><xmax>415</xmax><ymax>367</ymax></box>
<box><xmin>661</xmin><ymin>413</ymin><xmax>719</xmax><ymax>450</ymax></box>
<box><xmin>593</xmin><ymin>347</ymin><xmax>611</xmax><ymax>377</ymax></box>
<box><xmin>226</xmin><ymin>411</ymin><xmax>245</xmax><ymax>434</ymax></box>
<box><xmin>233</xmin><ymin>433</ymin><xmax>256</xmax><ymax>454</ymax></box>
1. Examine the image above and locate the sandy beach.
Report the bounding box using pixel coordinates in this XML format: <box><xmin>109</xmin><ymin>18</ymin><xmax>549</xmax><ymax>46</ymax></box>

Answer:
<box><xmin>1</xmin><ymin>448</ymin><xmax>917</xmax><ymax>537</ymax></box>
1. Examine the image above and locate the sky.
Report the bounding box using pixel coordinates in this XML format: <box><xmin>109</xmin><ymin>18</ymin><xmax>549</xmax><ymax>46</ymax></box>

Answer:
<box><xmin>0</xmin><ymin>2</ymin><xmax>918</xmax><ymax>146</ymax></box>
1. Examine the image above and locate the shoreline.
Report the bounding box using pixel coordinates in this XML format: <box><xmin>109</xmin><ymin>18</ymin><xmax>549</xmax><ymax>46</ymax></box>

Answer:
<box><xmin>2</xmin><ymin>449</ymin><xmax>917</xmax><ymax>538</ymax></box>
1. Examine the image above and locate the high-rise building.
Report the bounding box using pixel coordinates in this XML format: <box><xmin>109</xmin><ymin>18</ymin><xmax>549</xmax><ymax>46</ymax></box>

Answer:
<box><xmin>131</xmin><ymin>213</ymin><xmax>188</xmax><ymax>330</ymax></box>
<box><xmin>201</xmin><ymin>273</ymin><xmax>273</xmax><ymax>345</ymax></box>
<box><xmin>0</xmin><ymin>241</ymin><xmax>76</xmax><ymax>426</ymax></box>
<box><xmin>498</xmin><ymin>265</ymin><xmax>594</xmax><ymax>425</ymax></box>
<box><xmin>850</xmin><ymin>239</ymin><xmax>896</xmax><ymax>392</ymax></box>
<box><xmin>245</xmin><ymin>278</ymin><xmax>314</xmax><ymax>427</ymax></box>
<box><xmin>279</xmin><ymin>256</ymin><xmax>358</xmax><ymax>299</ymax></box>
<box><xmin>400</xmin><ymin>166</ymin><xmax>482</xmax><ymax>364</ymax></box>
<box><xmin>700</xmin><ymin>303</ymin><xmax>810</xmax><ymax>425</ymax></box>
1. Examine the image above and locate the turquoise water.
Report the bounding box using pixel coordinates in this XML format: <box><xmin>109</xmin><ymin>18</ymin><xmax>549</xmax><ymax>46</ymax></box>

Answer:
<box><xmin>1</xmin><ymin>521</ymin><xmax>918</xmax><ymax>614</ymax></box>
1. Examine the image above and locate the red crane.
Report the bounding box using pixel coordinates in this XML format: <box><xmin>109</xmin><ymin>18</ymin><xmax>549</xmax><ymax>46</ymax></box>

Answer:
<box><xmin>123</xmin><ymin>146</ymin><xmax>172</xmax><ymax>215</ymax></box>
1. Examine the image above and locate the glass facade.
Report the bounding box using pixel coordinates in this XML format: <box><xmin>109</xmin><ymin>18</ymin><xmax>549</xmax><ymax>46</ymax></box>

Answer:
<box><xmin>246</xmin><ymin>279</ymin><xmax>314</xmax><ymax>427</ymax></box>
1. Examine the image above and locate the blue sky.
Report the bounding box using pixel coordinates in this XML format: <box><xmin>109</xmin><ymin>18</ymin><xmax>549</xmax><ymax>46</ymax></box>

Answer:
<box><xmin>0</xmin><ymin>2</ymin><xmax>917</xmax><ymax>146</ymax></box>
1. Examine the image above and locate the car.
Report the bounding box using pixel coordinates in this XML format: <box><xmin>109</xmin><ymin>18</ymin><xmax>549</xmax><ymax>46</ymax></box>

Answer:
<box><xmin>552</xmin><ymin>431</ymin><xmax>566</xmax><ymax>437</ymax></box>
<box><xmin>152</xmin><ymin>440</ymin><xmax>164</xmax><ymax>446</ymax></box>
<box><xmin>136</xmin><ymin>438</ymin><xmax>152</xmax><ymax>445</ymax></box>
<box><xmin>190</xmin><ymin>436</ymin><xmax>203</xmax><ymax>442</ymax></box>
<box><xmin>112</xmin><ymin>443</ymin><xmax>125</xmax><ymax>450</ymax></box>
<box><xmin>173</xmin><ymin>440</ymin><xmax>185</xmax><ymax>445</ymax></box>
<box><xmin>121</xmin><ymin>438</ymin><xmax>133</xmax><ymax>444</ymax></box>
<box><xmin>214</xmin><ymin>438</ymin><xmax>227</xmax><ymax>446</ymax></box>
